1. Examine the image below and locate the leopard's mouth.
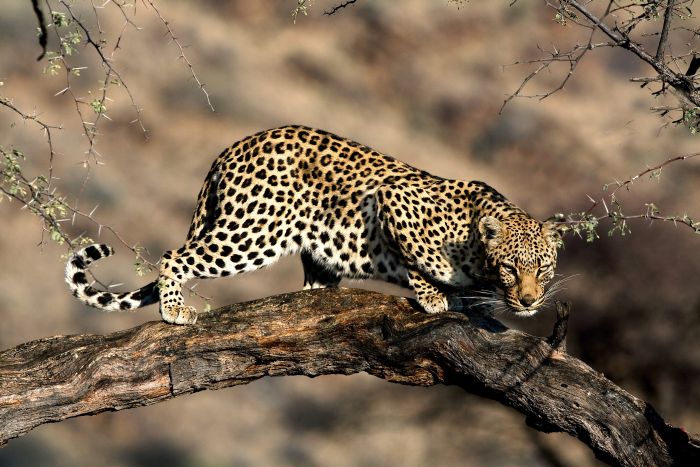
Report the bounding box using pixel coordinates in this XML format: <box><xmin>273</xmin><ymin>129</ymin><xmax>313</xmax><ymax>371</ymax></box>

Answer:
<box><xmin>510</xmin><ymin>306</ymin><xmax>540</xmax><ymax>317</ymax></box>
<box><xmin>505</xmin><ymin>296</ymin><xmax>544</xmax><ymax>317</ymax></box>
<box><xmin>457</xmin><ymin>289</ymin><xmax>544</xmax><ymax>316</ymax></box>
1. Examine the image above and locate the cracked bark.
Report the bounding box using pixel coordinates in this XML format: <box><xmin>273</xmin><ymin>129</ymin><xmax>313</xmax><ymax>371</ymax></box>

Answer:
<box><xmin>0</xmin><ymin>289</ymin><xmax>698</xmax><ymax>466</ymax></box>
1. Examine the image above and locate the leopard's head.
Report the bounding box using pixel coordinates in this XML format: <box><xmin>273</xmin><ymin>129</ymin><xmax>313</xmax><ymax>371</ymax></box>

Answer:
<box><xmin>478</xmin><ymin>214</ymin><xmax>563</xmax><ymax>317</ymax></box>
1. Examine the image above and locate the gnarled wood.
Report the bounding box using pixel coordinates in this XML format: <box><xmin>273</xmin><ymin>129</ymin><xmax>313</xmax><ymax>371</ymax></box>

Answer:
<box><xmin>0</xmin><ymin>289</ymin><xmax>698</xmax><ymax>466</ymax></box>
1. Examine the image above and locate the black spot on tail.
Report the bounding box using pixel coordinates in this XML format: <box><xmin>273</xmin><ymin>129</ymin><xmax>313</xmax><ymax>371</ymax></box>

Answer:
<box><xmin>97</xmin><ymin>293</ymin><xmax>114</xmax><ymax>305</ymax></box>
<box><xmin>119</xmin><ymin>301</ymin><xmax>132</xmax><ymax>310</ymax></box>
<box><xmin>71</xmin><ymin>257</ymin><xmax>86</xmax><ymax>269</ymax></box>
<box><xmin>72</xmin><ymin>272</ymin><xmax>87</xmax><ymax>285</ymax></box>
<box><xmin>85</xmin><ymin>246</ymin><xmax>102</xmax><ymax>261</ymax></box>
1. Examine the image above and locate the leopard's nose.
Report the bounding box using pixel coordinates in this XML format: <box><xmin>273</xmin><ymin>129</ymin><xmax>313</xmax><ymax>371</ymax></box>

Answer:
<box><xmin>519</xmin><ymin>295</ymin><xmax>536</xmax><ymax>307</ymax></box>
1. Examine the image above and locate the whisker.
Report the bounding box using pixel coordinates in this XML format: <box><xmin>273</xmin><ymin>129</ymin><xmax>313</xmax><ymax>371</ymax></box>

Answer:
<box><xmin>458</xmin><ymin>295</ymin><xmax>501</xmax><ymax>303</ymax></box>
<box><xmin>457</xmin><ymin>274</ymin><xmax>579</xmax><ymax>317</ymax></box>
<box><xmin>470</xmin><ymin>302</ymin><xmax>502</xmax><ymax>309</ymax></box>
<box><xmin>538</xmin><ymin>274</ymin><xmax>579</xmax><ymax>306</ymax></box>
<box><xmin>547</xmin><ymin>282</ymin><xmax>571</xmax><ymax>293</ymax></box>
<box><xmin>458</xmin><ymin>293</ymin><xmax>499</xmax><ymax>300</ymax></box>
<box><xmin>550</xmin><ymin>274</ymin><xmax>579</xmax><ymax>285</ymax></box>
<box><xmin>462</xmin><ymin>302</ymin><xmax>499</xmax><ymax>307</ymax></box>
<box><xmin>544</xmin><ymin>275</ymin><xmax>578</xmax><ymax>292</ymax></box>
<box><xmin>460</xmin><ymin>290</ymin><xmax>501</xmax><ymax>298</ymax></box>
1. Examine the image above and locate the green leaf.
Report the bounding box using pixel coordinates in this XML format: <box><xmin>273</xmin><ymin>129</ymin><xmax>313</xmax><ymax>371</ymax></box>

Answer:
<box><xmin>51</xmin><ymin>11</ymin><xmax>70</xmax><ymax>28</ymax></box>
<box><xmin>90</xmin><ymin>99</ymin><xmax>107</xmax><ymax>114</ymax></box>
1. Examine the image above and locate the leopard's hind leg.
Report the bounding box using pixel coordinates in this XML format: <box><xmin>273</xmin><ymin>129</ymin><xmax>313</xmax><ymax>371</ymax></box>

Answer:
<box><xmin>158</xmin><ymin>247</ymin><xmax>198</xmax><ymax>325</ymax></box>
<box><xmin>159</xmin><ymin>235</ymin><xmax>295</xmax><ymax>324</ymax></box>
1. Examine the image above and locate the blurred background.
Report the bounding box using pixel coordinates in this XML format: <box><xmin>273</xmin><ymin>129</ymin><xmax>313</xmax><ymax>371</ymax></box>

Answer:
<box><xmin>1</xmin><ymin>1</ymin><xmax>699</xmax><ymax>466</ymax></box>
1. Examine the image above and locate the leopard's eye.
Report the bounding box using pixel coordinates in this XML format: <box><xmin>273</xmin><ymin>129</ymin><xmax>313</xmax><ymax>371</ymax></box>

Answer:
<box><xmin>501</xmin><ymin>264</ymin><xmax>517</xmax><ymax>276</ymax></box>
<box><xmin>537</xmin><ymin>264</ymin><xmax>553</xmax><ymax>278</ymax></box>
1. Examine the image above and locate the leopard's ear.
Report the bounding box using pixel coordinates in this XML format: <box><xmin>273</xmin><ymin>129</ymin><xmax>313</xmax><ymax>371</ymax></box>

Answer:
<box><xmin>542</xmin><ymin>220</ymin><xmax>566</xmax><ymax>248</ymax></box>
<box><xmin>478</xmin><ymin>216</ymin><xmax>504</xmax><ymax>249</ymax></box>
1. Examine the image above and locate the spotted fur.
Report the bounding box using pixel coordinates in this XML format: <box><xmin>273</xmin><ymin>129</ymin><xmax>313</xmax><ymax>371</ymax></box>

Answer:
<box><xmin>65</xmin><ymin>125</ymin><xmax>563</xmax><ymax>324</ymax></box>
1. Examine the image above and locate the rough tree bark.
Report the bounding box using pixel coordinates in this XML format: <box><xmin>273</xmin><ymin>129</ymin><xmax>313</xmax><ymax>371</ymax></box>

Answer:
<box><xmin>0</xmin><ymin>289</ymin><xmax>698</xmax><ymax>466</ymax></box>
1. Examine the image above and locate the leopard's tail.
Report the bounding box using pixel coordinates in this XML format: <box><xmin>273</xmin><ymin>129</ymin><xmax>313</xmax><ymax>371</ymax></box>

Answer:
<box><xmin>65</xmin><ymin>243</ymin><xmax>159</xmax><ymax>312</ymax></box>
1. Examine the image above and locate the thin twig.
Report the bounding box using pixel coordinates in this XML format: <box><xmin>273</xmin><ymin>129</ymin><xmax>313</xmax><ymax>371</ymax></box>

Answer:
<box><xmin>59</xmin><ymin>0</ymin><xmax>148</xmax><ymax>139</ymax></box>
<box><xmin>507</xmin><ymin>1</ymin><xmax>699</xmax><ymax>121</ymax></box>
<box><xmin>142</xmin><ymin>0</ymin><xmax>215</xmax><ymax>112</ymax></box>
<box><xmin>564</xmin><ymin>0</ymin><xmax>697</xmax><ymax>103</ymax></box>
<box><xmin>501</xmin><ymin>41</ymin><xmax>614</xmax><ymax>113</ymax></box>
<box><xmin>324</xmin><ymin>0</ymin><xmax>360</xmax><ymax>16</ymax></box>
<box><xmin>3</xmin><ymin>0</ymin><xmax>209</xmax><ymax>299</ymax></box>
<box><xmin>563</xmin><ymin>152</ymin><xmax>700</xmax><ymax>237</ymax></box>
<box><xmin>605</xmin><ymin>152</ymin><xmax>700</xmax><ymax>199</ymax></box>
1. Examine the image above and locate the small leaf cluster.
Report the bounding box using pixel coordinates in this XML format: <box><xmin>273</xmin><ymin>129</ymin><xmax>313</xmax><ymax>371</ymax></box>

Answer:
<box><xmin>1</xmin><ymin>147</ymin><xmax>27</xmax><ymax>198</ymax></box>
<box><xmin>607</xmin><ymin>201</ymin><xmax>632</xmax><ymax>237</ymax></box>
<box><xmin>553</xmin><ymin>6</ymin><xmax>578</xmax><ymax>25</ymax></box>
<box><xmin>683</xmin><ymin>107</ymin><xmax>700</xmax><ymax>134</ymax></box>
<box><xmin>42</xmin><ymin>52</ymin><xmax>63</xmax><ymax>76</ymax></box>
<box><xmin>292</xmin><ymin>0</ymin><xmax>311</xmax><ymax>23</ymax></box>
<box><xmin>52</xmin><ymin>10</ymin><xmax>83</xmax><ymax>57</ymax></box>
<box><xmin>1</xmin><ymin>146</ymin><xmax>73</xmax><ymax>246</ymax></box>
<box><xmin>90</xmin><ymin>99</ymin><xmax>107</xmax><ymax>115</ymax></box>
<box><xmin>134</xmin><ymin>245</ymin><xmax>154</xmax><ymax>277</ymax></box>
<box><xmin>642</xmin><ymin>0</ymin><xmax>661</xmax><ymax>20</ymax></box>
<box><xmin>448</xmin><ymin>0</ymin><xmax>471</xmax><ymax>9</ymax></box>
<box><xmin>42</xmin><ymin>11</ymin><xmax>84</xmax><ymax>75</ymax></box>
<box><xmin>565</xmin><ymin>213</ymin><xmax>600</xmax><ymax>243</ymax></box>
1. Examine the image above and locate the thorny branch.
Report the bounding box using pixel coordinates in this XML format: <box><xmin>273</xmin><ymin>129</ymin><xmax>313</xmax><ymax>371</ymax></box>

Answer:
<box><xmin>306</xmin><ymin>2</ymin><xmax>699</xmax><ymax>128</ymax></box>
<box><xmin>498</xmin><ymin>1</ymin><xmax>700</xmax><ymax>239</ymax></box>
<box><xmin>2</xmin><ymin>0</ymin><xmax>214</xmax><ymax>295</ymax></box>
<box><xmin>504</xmin><ymin>1</ymin><xmax>700</xmax><ymax>130</ymax></box>
<box><xmin>143</xmin><ymin>0</ymin><xmax>215</xmax><ymax>112</ymax></box>
<box><xmin>500</xmin><ymin>39</ymin><xmax>615</xmax><ymax>113</ymax></box>
<box><xmin>560</xmin><ymin>152</ymin><xmax>700</xmax><ymax>240</ymax></box>
<box><xmin>0</xmin><ymin>99</ymin><xmax>207</xmax><ymax>296</ymax></box>
<box><xmin>58</xmin><ymin>0</ymin><xmax>147</xmax><ymax>153</ymax></box>
<box><xmin>0</xmin><ymin>97</ymin><xmax>61</xmax><ymax>160</ymax></box>
<box><xmin>0</xmin><ymin>99</ymin><xmax>151</xmax><ymax>288</ymax></box>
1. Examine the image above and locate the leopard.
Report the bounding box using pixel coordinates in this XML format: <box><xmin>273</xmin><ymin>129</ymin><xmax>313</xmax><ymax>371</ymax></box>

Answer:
<box><xmin>65</xmin><ymin>125</ymin><xmax>564</xmax><ymax>325</ymax></box>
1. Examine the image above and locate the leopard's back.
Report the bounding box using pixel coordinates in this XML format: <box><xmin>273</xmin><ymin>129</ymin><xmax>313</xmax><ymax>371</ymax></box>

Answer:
<box><xmin>184</xmin><ymin>125</ymin><xmax>428</xmax><ymax>282</ymax></box>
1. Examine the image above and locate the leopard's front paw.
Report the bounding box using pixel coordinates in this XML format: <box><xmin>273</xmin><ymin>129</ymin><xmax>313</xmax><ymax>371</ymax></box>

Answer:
<box><xmin>416</xmin><ymin>293</ymin><xmax>449</xmax><ymax>314</ymax></box>
<box><xmin>161</xmin><ymin>305</ymin><xmax>198</xmax><ymax>325</ymax></box>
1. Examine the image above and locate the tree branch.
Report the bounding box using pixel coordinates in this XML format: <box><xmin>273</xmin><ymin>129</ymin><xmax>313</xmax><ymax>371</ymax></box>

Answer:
<box><xmin>656</xmin><ymin>0</ymin><xmax>676</xmax><ymax>61</ymax></box>
<box><xmin>324</xmin><ymin>0</ymin><xmax>360</xmax><ymax>16</ymax></box>
<box><xmin>31</xmin><ymin>0</ymin><xmax>47</xmax><ymax>60</ymax></box>
<box><xmin>561</xmin><ymin>151</ymin><xmax>700</xmax><ymax>240</ymax></box>
<box><xmin>0</xmin><ymin>289</ymin><xmax>698</xmax><ymax>465</ymax></box>
<box><xmin>564</xmin><ymin>0</ymin><xmax>698</xmax><ymax>106</ymax></box>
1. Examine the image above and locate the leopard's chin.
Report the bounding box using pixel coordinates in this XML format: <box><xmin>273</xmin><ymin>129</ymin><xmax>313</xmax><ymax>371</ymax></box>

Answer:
<box><xmin>511</xmin><ymin>307</ymin><xmax>540</xmax><ymax>318</ymax></box>
<box><xmin>506</xmin><ymin>299</ymin><xmax>543</xmax><ymax>317</ymax></box>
